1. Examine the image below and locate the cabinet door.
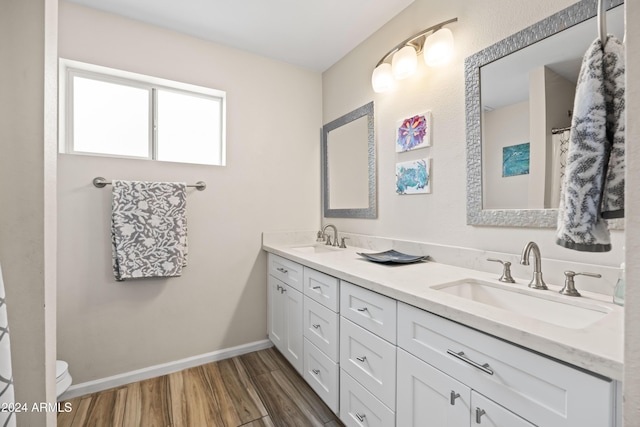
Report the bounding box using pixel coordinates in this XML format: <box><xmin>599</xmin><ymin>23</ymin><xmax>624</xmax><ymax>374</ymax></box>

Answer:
<box><xmin>268</xmin><ymin>275</ymin><xmax>286</xmax><ymax>351</ymax></box>
<box><xmin>283</xmin><ymin>283</ymin><xmax>303</xmax><ymax>374</ymax></box>
<box><xmin>472</xmin><ymin>392</ymin><xmax>535</xmax><ymax>427</ymax></box>
<box><xmin>397</xmin><ymin>348</ymin><xmax>470</xmax><ymax>427</ymax></box>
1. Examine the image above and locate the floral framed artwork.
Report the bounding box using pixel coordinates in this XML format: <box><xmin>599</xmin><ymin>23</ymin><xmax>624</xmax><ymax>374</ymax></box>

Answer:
<box><xmin>396</xmin><ymin>158</ymin><xmax>431</xmax><ymax>194</ymax></box>
<box><xmin>502</xmin><ymin>143</ymin><xmax>530</xmax><ymax>177</ymax></box>
<box><xmin>396</xmin><ymin>111</ymin><xmax>431</xmax><ymax>152</ymax></box>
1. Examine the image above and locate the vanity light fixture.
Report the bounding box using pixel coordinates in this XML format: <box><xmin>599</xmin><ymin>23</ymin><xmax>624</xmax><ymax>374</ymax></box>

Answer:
<box><xmin>371</xmin><ymin>17</ymin><xmax>457</xmax><ymax>93</ymax></box>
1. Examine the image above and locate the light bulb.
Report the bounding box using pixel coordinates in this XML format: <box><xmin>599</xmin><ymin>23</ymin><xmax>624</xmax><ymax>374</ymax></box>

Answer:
<box><xmin>424</xmin><ymin>28</ymin><xmax>454</xmax><ymax>67</ymax></box>
<box><xmin>371</xmin><ymin>63</ymin><xmax>394</xmax><ymax>93</ymax></box>
<box><xmin>391</xmin><ymin>45</ymin><xmax>418</xmax><ymax>80</ymax></box>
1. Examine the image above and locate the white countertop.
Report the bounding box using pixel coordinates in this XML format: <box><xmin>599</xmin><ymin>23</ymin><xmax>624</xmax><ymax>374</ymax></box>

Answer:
<box><xmin>263</xmin><ymin>237</ymin><xmax>624</xmax><ymax>381</ymax></box>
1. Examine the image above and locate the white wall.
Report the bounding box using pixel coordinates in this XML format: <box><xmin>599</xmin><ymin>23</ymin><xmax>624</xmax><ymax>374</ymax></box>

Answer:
<box><xmin>482</xmin><ymin>101</ymin><xmax>530</xmax><ymax>209</ymax></box>
<box><xmin>57</xmin><ymin>2</ymin><xmax>321</xmax><ymax>383</ymax></box>
<box><xmin>0</xmin><ymin>0</ymin><xmax>58</xmax><ymax>425</ymax></box>
<box><xmin>322</xmin><ymin>0</ymin><xmax>624</xmax><ymax>269</ymax></box>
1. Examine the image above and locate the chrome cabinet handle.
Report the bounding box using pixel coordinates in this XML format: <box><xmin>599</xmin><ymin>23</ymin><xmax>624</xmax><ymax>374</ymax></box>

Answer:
<box><xmin>312</xmin><ymin>324</ymin><xmax>321</xmax><ymax>329</ymax></box>
<box><xmin>312</xmin><ymin>369</ymin><xmax>320</xmax><ymax>375</ymax></box>
<box><xmin>475</xmin><ymin>408</ymin><xmax>486</xmax><ymax>424</ymax></box>
<box><xmin>356</xmin><ymin>356</ymin><xmax>367</xmax><ymax>363</ymax></box>
<box><xmin>446</xmin><ymin>350</ymin><xmax>494</xmax><ymax>375</ymax></box>
<box><xmin>312</xmin><ymin>285</ymin><xmax>321</xmax><ymax>290</ymax></box>
<box><xmin>276</xmin><ymin>267</ymin><xmax>288</xmax><ymax>274</ymax></box>
<box><xmin>276</xmin><ymin>284</ymin><xmax>282</xmax><ymax>291</ymax></box>
<box><xmin>450</xmin><ymin>390</ymin><xmax>461</xmax><ymax>405</ymax></box>
<box><xmin>356</xmin><ymin>307</ymin><xmax>368</xmax><ymax>312</ymax></box>
<box><xmin>355</xmin><ymin>413</ymin><xmax>366</xmax><ymax>422</ymax></box>
<box><xmin>281</xmin><ymin>287</ymin><xmax>287</xmax><ymax>294</ymax></box>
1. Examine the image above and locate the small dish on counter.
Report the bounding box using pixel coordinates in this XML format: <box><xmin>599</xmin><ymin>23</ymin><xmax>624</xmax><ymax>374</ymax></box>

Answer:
<box><xmin>356</xmin><ymin>249</ymin><xmax>427</xmax><ymax>264</ymax></box>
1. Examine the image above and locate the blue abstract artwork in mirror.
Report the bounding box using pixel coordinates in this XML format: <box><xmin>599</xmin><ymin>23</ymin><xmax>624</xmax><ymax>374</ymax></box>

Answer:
<box><xmin>502</xmin><ymin>143</ymin><xmax>530</xmax><ymax>177</ymax></box>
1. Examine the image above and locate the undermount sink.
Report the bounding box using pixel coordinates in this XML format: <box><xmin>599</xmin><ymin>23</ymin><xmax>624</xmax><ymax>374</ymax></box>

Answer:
<box><xmin>291</xmin><ymin>244</ymin><xmax>342</xmax><ymax>254</ymax></box>
<box><xmin>433</xmin><ymin>279</ymin><xmax>611</xmax><ymax>329</ymax></box>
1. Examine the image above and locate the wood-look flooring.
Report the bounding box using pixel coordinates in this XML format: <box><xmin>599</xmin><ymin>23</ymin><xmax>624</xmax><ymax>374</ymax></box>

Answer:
<box><xmin>58</xmin><ymin>347</ymin><xmax>344</xmax><ymax>427</ymax></box>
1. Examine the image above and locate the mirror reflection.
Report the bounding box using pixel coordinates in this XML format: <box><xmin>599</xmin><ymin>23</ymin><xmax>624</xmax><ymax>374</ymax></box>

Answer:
<box><xmin>465</xmin><ymin>0</ymin><xmax>624</xmax><ymax>229</ymax></box>
<box><xmin>322</xmin><ymin>101</ymin><xmax>377</xmax><ymax>218</ymax></box>
<box><xmin>480</xmin><ymin>5</ymin><xmax>624</xmax><ymax>210</ymax></box>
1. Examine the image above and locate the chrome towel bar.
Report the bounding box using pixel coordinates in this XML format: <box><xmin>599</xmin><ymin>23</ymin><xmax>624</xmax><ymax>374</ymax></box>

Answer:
<box><xmin>92</xmin><ymin>177</ymin><xmax>206</xmax><ymax>191</ymax></box>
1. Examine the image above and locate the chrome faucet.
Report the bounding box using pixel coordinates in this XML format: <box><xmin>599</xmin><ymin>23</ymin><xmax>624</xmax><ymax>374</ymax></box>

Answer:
<box><xmin>321</xmin><ymin>224</ymin><xmax>339</xmax><ymax>247</ymax></box>
<box><xmin>520</xmin><ymin>241</ymin><xmax>547</xmax><ymax>290</ymax></box>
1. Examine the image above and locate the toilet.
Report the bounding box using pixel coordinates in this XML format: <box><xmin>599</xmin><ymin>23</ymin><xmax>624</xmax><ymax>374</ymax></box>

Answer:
<box><xmin>56</xmin><ymin>360</ymin><xmax>72</xmax><ymax>398</ymax></box>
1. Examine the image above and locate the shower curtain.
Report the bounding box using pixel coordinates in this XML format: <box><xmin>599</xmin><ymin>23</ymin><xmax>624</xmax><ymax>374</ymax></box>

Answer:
<box><xmin>550</xmin><ymin>129</ymin><xmax>570</xmax><ymax>208</ymax></box>
<box><xmin>0</xmin><ymin>264</ymin><xmax>16</xmax><ymax>427</ymax></box>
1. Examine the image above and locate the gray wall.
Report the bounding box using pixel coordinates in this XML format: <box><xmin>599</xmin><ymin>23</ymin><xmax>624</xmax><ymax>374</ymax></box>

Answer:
<box><xmin>0</xmin><ymin>0</ymin><xmax>58</xmax><ymax>425</ymax></box>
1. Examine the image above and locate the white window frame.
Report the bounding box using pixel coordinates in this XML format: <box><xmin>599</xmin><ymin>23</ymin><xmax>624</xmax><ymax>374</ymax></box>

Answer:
<box><xmin>59</xmin><ymin>58</ymin><xmax>227</xmax><ymax>166</ymax></box>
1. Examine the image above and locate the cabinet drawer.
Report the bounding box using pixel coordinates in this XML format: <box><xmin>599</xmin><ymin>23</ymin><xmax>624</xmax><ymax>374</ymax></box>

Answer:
<box><xmin>303</xmin><ymin>338</ymin><xmax>339</xmax><ymax>414</ymax></box>
<box><xmin>304</xmin><ymin>296</ymin><xmax>339</xmax><ymax>361</ymax></box>
<box><xmin>268</xmin><ymin>253</ymin><xmax>303</xmax><ymax>292</ymax></box>
<box><xmin>340</xmin><ymin>281</ymin><xmax>397</xmax><ymax>343</ymax></box>
<box><xmin>340</xmin><ymin>370</ymin><xmax>395</xmax><ymax>427</ymax></box>
<box><xmin>303</xmin><ymin>267</ymin><xmax>339</xmax><ymax>312</ymax></box>
<box><xmin>340</xmin><ymin>318</ymin><xmax>396</xmax><ymax>410</ymax></box>
<box><xmin>398</xmin><ymin>302</ymin><xmax>615</xmax><ymax>427</ymax></box>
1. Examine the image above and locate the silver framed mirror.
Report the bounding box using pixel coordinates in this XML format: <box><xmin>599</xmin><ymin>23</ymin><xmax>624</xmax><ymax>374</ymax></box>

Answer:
<box><xmin>322</xmin><ymin>101</ymin><xmax>377</xmax><ymax>218</ymax></box>
<box><xmin>465</xmin><ymin>0</ymin><xmax>624</xmax><ymax>227</ymax></box>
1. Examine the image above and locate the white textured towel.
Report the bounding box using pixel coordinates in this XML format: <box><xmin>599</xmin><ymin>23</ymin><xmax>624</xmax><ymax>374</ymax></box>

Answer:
<box><xmin>0</xmin><ymin>264</ymin><xmax>16</xmax><ymax>427</ymax></box>
<box><xmin>111</xmin><ymin>181</ymin><xmax>188</xmax><ymax>281</ymax></box>
<box><xmin>556</xmin><ymin>35</ymin><xmax>625</xmax><ymax>252</ymax></box>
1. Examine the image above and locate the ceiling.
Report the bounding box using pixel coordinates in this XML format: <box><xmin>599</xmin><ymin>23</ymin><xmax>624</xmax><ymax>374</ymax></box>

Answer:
<box><xmin>66</xmin><ymin>0</ymin><xmax>415</xmax><ymax>72</ymax></box>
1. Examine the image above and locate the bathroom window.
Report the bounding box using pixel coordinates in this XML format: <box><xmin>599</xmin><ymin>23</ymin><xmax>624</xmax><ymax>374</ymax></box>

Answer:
<box><xmin>59</xmin><ymin>59</ymin><xmax>226</xmax><ymax>166</ymax></box>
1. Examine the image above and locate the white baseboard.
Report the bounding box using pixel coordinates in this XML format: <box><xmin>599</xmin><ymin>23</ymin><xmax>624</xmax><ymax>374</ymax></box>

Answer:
<box><xmin>59</xmin><ymin>339</ymin><xmax>273</xmax><ymax>401</ymax></box>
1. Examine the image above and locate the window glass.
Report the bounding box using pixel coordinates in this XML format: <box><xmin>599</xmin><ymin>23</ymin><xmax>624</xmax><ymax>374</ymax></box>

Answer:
<box><xmin>156</xmin><ymin>89</ymin><xmax>223</xmax><ymax>165</ymax></box>
<box><xmin>72</xmin><ymin>76</ymin><xmax>150</xmax><ymax>158</ymax></box>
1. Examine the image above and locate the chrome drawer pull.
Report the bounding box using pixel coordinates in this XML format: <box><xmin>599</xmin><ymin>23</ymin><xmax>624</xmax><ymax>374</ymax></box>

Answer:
<box><xmin>356</xmin><ymin>307</ymin><xmax>368</xmax><ymax>312</ymax></box>
<box><xmin>450</xmin><ymin>390</ymin><xmax>461</xmax><ymax>405</ymax></box>
<box><xmin>446</xmin><ymin>350</ymin><xmax>494</xmax><ymax>375</ymax></box>
<box><xmin>276</xmin><ymin>285</ymin><xmax>282</xmax><ymax>291</ymax></box>
<box><xmin>356</xmin><ymin>356</ymin><xmax>367</xmax><ymax>363</ymax></box>
<box><xmin>312</xmin><ymin>285</ymin><xmax>321</xmax><ymax>290</ymax></box>
<box><xmin>355</xmin><ymin>412</ymin><xmax>366</xmax><ymax>422</ymax></box>
<box><xmin>281</xmin><ymin>287</ymin><xmax>287</xmax><ymax>294</ymax></box>
<box><xmin>312</xmin><ymin>324</ymin><xmax>321</xmax><ymax>329</ymax></box>
<box><xmin>276</xmin><ymin>267</ymin><xmax>288</xmax><ymax>274</ymax></box>
<box><xmin>312</xmin><ymin>369</ymin><xmax>320</xmax><ymax>375</ymax></box>
<box><xmin>475</xmin><ymin>408</ymin><xmax>486</xmax><ymax>424</ymax></box>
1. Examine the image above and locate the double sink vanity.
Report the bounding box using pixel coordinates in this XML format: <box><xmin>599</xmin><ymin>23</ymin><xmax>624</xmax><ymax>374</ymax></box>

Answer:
<box><xmin>263</xmin><ymin>230</ymin><xmax>623</xmax><ymax>427</ymax></box>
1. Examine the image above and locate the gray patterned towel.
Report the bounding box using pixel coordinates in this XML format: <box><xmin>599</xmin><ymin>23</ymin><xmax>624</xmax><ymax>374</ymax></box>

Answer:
<box><xmin>112</xmin><ymin>181</ymin><xmax>188</xmax><ymax>281</ymax></box>
<box><xmin>556</xmin><ymin>35</ymin><xmax>625</xmax><ymax>252</ymax></box>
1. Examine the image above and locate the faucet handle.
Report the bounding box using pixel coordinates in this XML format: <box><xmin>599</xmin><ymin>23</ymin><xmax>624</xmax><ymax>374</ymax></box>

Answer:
<box><xmin>316</xmin><ymin>230</ymin><xmax>326</xmax><ymax>242</ymax></box>
<box><xmin>339</xmin><ymin>237</ymin><xmax>350</xmax><ymax>249</ymax></box>
<box><xmin>325</xmin><ymin>235</ymin><xmax>333</xmax><ymax>246</ymax></box>
<box><xmin>487</xmin><ymin>258</ymin><xmax>516</xmax><ymax>283</ymax></box>
<box><xmin>560</xmin><ymin>271</ymin><xmax>602</xmax><ymax>297</ymax></box>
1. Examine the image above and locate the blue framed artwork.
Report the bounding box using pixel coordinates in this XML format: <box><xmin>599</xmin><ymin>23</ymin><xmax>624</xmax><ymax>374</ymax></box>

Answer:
<box><xmin>396</xmin><ymin>158</ymin><xmax>431</xmax><ymax>194</ymax></box>
<box><xmin>502</xmin><ymin>143</ymin><xmax>530</xmax><ymax>177</ymax></box>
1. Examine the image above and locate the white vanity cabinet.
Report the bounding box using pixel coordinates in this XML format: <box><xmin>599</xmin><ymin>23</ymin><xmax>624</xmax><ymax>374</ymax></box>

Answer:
<box><xmin>302</xmin><ymin>266</ymin><xmax>341</xmax><ymax>413</ymax></box>
<box><xmin>267</xmin><ymin>254</ymin><xmax>304</xmax><ymax>374</ymax></box>
<box><xmin>339</xmin><ymin>281</ymin><xmax>397</xmax><ymax>426</ymax></box>
<box><xmin>397</xmin><ymin>301</ymin><xmax>616</xmax><ymax>427</ymax></box>
<box><xmin>265</xmin><ymin>250</ymin><xmax>619</xmax><ymax>427</ymax></box>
